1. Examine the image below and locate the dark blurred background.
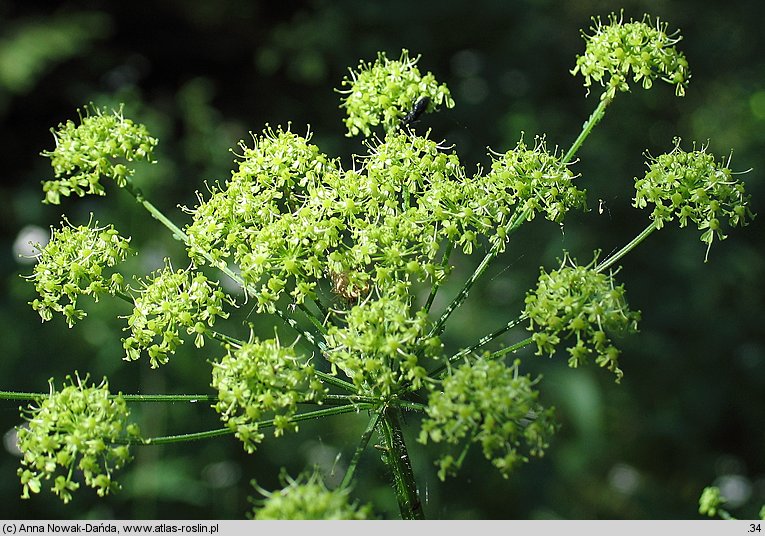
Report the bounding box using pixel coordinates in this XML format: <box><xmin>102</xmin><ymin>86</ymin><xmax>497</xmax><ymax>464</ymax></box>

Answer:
<box><xmin>0</xmin><ymin>0</ymin><xmax>763</xmax><ymax>520</ymax></box>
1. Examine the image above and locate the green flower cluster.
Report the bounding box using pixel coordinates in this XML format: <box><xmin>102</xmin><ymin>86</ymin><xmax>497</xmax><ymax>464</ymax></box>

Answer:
<box><xmin>418</xmin><ymin>358</ymin><xmax>557</xmax><ymax>480</ymax></box>
<box><xmin>26</xmin><ymin>218</ymin><xmax>132</xmax><ymax>327</ymax></box>
<box><xmin>479</xmin><ymin>137</ymin><xmax>586</xmax><ymax>230</ymax></box>
<box><xmin>123</xmin><ymin>262</ymin><xmax>232</xmax><ymax>368</ymax></box>
<box><xmin>698</xmin><ymin>486</ymin><xmax>727</xmax><ymax>518</ymax></box>
<box><xmin>212</xmin><ymin>338</ymin><xmax>326</xmax><ymax>454</ymax></box>
<box><xmin>251</xmin><ymin>471</ymin><xmax>374</xmax><ymax>520</ymax></box>
<box><xmin>41</xmin><ymin>105</ymin><xmax>157</xmax><ymax>204</ymax></box>
<box><xmin>184</xmin><ymin>126</ymin><xmax>342</xmax><ymax>310</ymax></box>
<box><xmin>524</xmin><ymin>256</ymin><xmax>640</xmax><ymax>381</ymax></box>
<box><xmin>186</xmin><ymin>128</ymin><xmax>455</xmax><ymax>311</ymax></box>
<box><xmin>186</xmin><ymin>126</ymin><xmax>585</xmax><ymax>313</ymax></box>
<box><xmin>17</xmin><ymin>374</ymin><xmax>140</xmax><ymax>503</ymax></box>
<box><xmin>338</xmin><ymin>49</ymin><xmax>454</xmax><ymax>137</ymax></box>
<box><xmin>325</xmin><ymin>292</ymin><xmax>442</xmax><ymax>396</ymax></box>
<box><xmin>634</xmin><ymin>140</ymin><xmax>754</xmax><ymax>259</ymax></box>
<box><xmin>698</xmin><ymin>485</ymin><xmax>765</xmax><ymax>520</ymax></box>
<box><xmin>571</xmin><ymin>12</ymin><xmax>690</xmax><ymax>99</ymax></box>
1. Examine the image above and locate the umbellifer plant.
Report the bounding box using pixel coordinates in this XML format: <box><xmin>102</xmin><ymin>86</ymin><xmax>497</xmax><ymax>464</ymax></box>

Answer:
<box><xmin>3</xmin><ymin>12</ymin><xmax>755</xmax><ymax>519</ymax></box>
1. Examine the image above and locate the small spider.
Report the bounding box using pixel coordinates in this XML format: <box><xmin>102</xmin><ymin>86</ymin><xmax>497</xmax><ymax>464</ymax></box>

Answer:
<box><xmin>329</xmin><ymin>269</ymin><xmax>369</xmax><ymax>302</ymax></box>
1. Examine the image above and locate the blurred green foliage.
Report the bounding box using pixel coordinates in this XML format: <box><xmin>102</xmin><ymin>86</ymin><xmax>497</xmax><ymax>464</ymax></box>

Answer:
<box><xmin>0</xmin><ymin>0</ymin><xmax>762</xmax><ymax>519</ymax></box>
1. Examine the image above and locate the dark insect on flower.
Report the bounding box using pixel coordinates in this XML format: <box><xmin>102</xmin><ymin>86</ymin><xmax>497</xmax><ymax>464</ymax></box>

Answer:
<box><xmin>400</xmin><ymin>96</ymin><xmax>431</xmax><ymax>129</ymax></box>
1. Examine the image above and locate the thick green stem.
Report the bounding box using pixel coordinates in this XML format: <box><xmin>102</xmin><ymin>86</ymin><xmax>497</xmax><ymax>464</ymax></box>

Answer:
<box><xmin>378</xmin><ymin>407</ymin><xmax>424</xmax><ymax>520</ymax></box>
<box><xmin>340</xmin><ymin>409</ymin><xmax>383</xmax><ymax>490</ymax></box>
<box><xmin>561</xmin><ymin>94</ymin><xmax>612</xmax><ymax>165</ymax></box>
<box><xmin>595</xmin><ymin>220</ymin><xmax>660</xmax><ymax>273</ymax></box>
<box><xmin>394</xmin><ymin>399</ymin><xmax>427</xmax><ymax>413</ymax></box>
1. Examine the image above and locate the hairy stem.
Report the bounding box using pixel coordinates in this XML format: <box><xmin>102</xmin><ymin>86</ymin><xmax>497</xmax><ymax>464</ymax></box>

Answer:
<box><xmin>423</xmin><ymin>241</ymin><xmax>453</xmax><ymax>314</ymax></box>
<box><xmin>0</xmin><ymin>391</ymin><xmax>217</xmax><ymax>402</ymax></box>
<box><xmin>378</xmin><ymin>407</ymin><xmax>424</xmax><ymax>520</ymax></box>
<box><xmin>561</xmin><ymin>93</ymin><xmax>613</xmax><ymax>165</ymax></box>
<box><xmin>316</xmin><ymin>371</ymin><xmax>359</xmax><ymax>394</ymax></box>
<box><xmin>595</xmin><ymin>220</ymin><xmax>660</xmax><ymax>273</ymax></box>
<box><xmin>141</xmin><ymin>403</ymin><xmax>374</xmax><ymax>445</ymax></box>
<box><xmin>485</xmin><ymin>336</ymin><xmax>535</xmax><ymax>361</ymax></box>
<box><xmin>122</xmin><ymin>179</ymin><xmax>329</xmax><ymax>353</ymax></box>
<box><xmin>297</xmin><ymin>302</ymin><xmax>328</xmax><ymax>335</ymax></box>
<box><xmin>428</xmin><ymin>316</ymin><xmax>527</xmax><ymax>380</ymax></box>
<box><xmin>340</xmin><ymin>408</ymin><xmax>383</xmax><ymax>490</ymax></box>
<box><xmin>428</xmin><ymin>209</ymin><xmax>529</xmax><ymax>338</ymax></box>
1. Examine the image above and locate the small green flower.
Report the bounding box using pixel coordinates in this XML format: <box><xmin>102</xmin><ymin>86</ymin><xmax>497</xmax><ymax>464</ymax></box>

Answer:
<box><xmin>184</xmin><ymin>125</ymin><xmax>341</xmax><ymax>310</ymax></box>
<box><xmin>419</xmin><ymin>358</ymin><xmax>557</xmax><ymax>480</ymax></box>
<box><xmin>41</xmin><ymin>105</ymin><xmax>157</xmax><ymax>204</ymax></box>
<box><xmin>212</xmin><ymin>337</ymin><xmax>326</xmax><ymax>454</ymax></box>
<box><xmin>325</xmin><ymin>291</ymin><xmax>443</xmax><ymax>396</ymax></box>
<box><xmin>16</xmin><ymin>373</ymin><xmax>140</xmax><ymax>503</ymax></box>
<box><xmin>524</xmin><ymin>254</ymin><xmax>640</xmax><ymax>381</ymax></box>
<box><xmin>480</xmin><ymin>136</ymin><xmax>586</xmax><ymax>228</ymax></box>
<box><xmin>25</xmin><ymin>217</ymin><xmax>132</xmax><ymax>327</ymax></box>
<box><xmin>571</xmin><ymin>12</ymin><xmax>690</xmax><ymax>100</ymax></box>
<box><xmin>186</xmin><ymin>127</ymin><xmax>470</xmax><ymax>310</ymax></box>
<box><xmin>698</xmin><ymin>486</ymin><xmax>726</xmax><ymax>518</ymax></box>
<box><xmin>250</xmin><ymin>470</ymin><xmax>374</xmax><ymax>520</ymax></box>
<box><xmin>338</xmin><ymin>49</ymin><xmax>454</xmax><ymax>137</ymax></box>
<box><xmin>634</xmin><ymin>139</ymin><xmax>754</xmax><ymax>260</ymax></box>
<box><xmin>122</xmin><ymin>261</ymin><xmax>233</xmax><ymax>368</ymax></box>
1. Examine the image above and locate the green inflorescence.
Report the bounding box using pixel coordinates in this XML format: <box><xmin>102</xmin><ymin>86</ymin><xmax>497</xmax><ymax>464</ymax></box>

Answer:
<box><xmin>634</xmin><ymin>139</ymin><xmax>754</xmax><ymax>260</ymax></box>
<box><xmin>41</xmin><ymin>105</ymin><xmax>157</xmax><ymax>204</ymax></box>
<box><xmin>16</xmin><ymin>374</ymin><xmax>140</xmax><ymax>503</ymax></box>
<box><xmin>524</xmin><ymin>255</ymin><xmax>640</xmax><ymax>382</ymax></box>
<box><xmin>338</xmin><ymin>49</ymin><xmax>454</xmax><ymax>137</ymax></box>
<box><xmin>26</xmin><ymin>217</ymin><xmax>132</xmax><ymax>327</ymax></box>
<box><xmin>250</xmin><ymin>470</ymin><xmax>374</xmax><ymax>520</ymax></box>
<box><xmin>571</xmin><ymin>12</ymin><xmax>690</xmax><ymax>99</ymax></box>
<box><xmin>122</xmin><ymin>261</ymin><xmax>233</xmax><ymax>368</ymax></box>
<box><xmin>419</xmin><ymin>358</ymin><xmax>557</xmax><ymax>480</ymax></box>
<box><xmin>185</xmin><ymin>127</ymin><xmax>587</xmax><ymax>315</ymax></box>
<box><xmin>480</xmin><ymin>136</ymin><xmax>586</xmax><ymax>228</ymax></box>
<box><xmin>212</xmin><ymin>338</ymin><xmax>327</xmax><ymax>453</ymax></box>
<box><xmin>19</xmin><ymin>12</ymin><xmax>758</xmax><ymax>515</ymax></box>
<box><xmin>325</xmin><ymin>291</ymin><xmax>443</xmax><ymax>396</ymax></box>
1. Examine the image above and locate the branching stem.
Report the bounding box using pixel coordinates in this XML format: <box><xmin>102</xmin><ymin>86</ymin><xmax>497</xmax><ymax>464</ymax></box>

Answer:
<box><xmin>428</xmin><ymin>209</ymin><xmax>529</xmax><ymax>338</ymax></box>
<box><xmin>596</xmin><ymin>220</ymin><xmax>660</xmax><ymax>273</ymax></box>
<box><xmin>339</xmin><ymin>408</ymin><xmax>383</xmax><ymax>490</ymax></box>
<box><xmin>423</xmin><ymin>241</ymin><xmax>453</xmax><ymax>314</ymax></box>
<box><xmin>562</xmin><ymin>93</ymin><xmax>612</xmax><ymax>165</ymax></box>
<box><xmin>485</xmin><ymin>336</ymin><xmax>535</xmax><ymax>361</ymax></box>
<box><xmin>428</xmin><ymin>316</ymin><xmax>527</xmax><ymax>379</ymax></box>
<box><xmin>140</xmin><ymin>403</ymin><xmax>374</xmax><ymax>445</ymax></box>
<box><xmin>122</xmin><ymin>179</ymin><xmax>329</xmax><ymax>356</ymax></box>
